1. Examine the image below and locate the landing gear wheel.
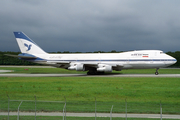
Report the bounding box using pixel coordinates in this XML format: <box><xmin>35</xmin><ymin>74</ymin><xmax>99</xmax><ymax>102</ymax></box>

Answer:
<box><xmin>155</xmin><ymin>68</ymin><xmax>159</xmax><ymax>75</ymax></box>
<box><xmin>87</xmin><ymin>70</ymin><xmax>105</xmax><ymax>75</ymax></box>
<box><xmin>87</xmin><ymin>70</ymin><xmax>97</xmax><ymax>75</ymax></box>
<box><xmin>97</xmin><ymin>72</ymin><xmax>105</xmax><ymax>75</ymax></box>
<box><xmin>155</xmin><ymin>72</ymin><xmax>159</xmax><ymax>75</ymax></box>
<box><xmin>87</xmin><ymin>71</ymin><xmax>91</xmax><ymax>75</ymax></box>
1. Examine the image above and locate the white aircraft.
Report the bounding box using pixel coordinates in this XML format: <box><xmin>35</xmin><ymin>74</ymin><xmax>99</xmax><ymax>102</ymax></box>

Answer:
<box><xmin>6</xmin><ymin>32</ymin><xmax>177</xmax><ymax>75</ymax></box>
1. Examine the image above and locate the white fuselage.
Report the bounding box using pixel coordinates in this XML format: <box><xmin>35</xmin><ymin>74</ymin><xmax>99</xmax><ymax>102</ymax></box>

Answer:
<box><xmin>13</xmin><ymin>32</ymin><xmax>177</xmax><ymax>74</ymax></box>
<box><xmin>30</xmin><ymin>50</ymin><xmax>176</xmax><ymax>70</ymax></box>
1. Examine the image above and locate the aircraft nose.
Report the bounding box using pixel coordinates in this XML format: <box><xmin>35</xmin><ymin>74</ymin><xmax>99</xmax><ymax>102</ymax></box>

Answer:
<box><xmin>170</xmin><ymin>56</ymin><xmax>177</xmax><ymax>64</ymax></box>
<box><xmin>173</xmin><ymin>57</ymin><xmax>177</xmax><ymax>64</ymax></box>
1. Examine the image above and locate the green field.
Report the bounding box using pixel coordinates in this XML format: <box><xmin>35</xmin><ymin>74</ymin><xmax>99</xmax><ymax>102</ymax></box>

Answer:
<box><xmin>1</xmin><ymin>116</ymin><xmax>179</xmax><ymax>120</ymax></box>
<box><xmin>0</xmin><ymin>75</ymin><xmax>180</xmax><ymax>114</ymax></box>
<box><xmin>0</xmin><ymin>67</ymin><xmax>180</xmax><ymax>114</ymax></box>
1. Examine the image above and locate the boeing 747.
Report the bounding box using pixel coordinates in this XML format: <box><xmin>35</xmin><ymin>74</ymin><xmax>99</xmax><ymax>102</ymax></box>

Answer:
<box><xmin>6</xmin><ymin>32</ymin><xmax>177</xmax><ymax>75</ymax></box>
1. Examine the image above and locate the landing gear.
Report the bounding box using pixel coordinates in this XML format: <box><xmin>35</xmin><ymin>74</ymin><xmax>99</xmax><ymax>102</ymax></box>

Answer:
<box><xmin>87</xmin><ymin>71</ymin><xmax>96</xmax><ymax>75</ymax></box>
<box><xmin>87</xmin><ymin>70</ymin><xmax>104</xmax><ymax>75</ymax></box>
<box><xmin>155</xmin><ymin>68</ymin><xmax>159</xmax><ymax>75</ymax></box>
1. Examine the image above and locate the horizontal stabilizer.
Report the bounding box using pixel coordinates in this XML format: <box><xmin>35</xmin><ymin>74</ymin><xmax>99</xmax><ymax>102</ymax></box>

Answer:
<box><xmin>5</xmin><ymin>54</ymin><xmax>37</xmax><ymax>59</ymax></box>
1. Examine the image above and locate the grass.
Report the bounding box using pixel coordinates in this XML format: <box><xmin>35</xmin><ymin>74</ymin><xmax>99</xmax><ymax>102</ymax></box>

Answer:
<box><xmin>1</xmin><ymin>116</ymin><xmax>179</xmax><ymax>120</ymax></box>
<box><xmin>0</xmin><ymin>77</ymin><xmax>180</xmax><ymax>114</ymax></box>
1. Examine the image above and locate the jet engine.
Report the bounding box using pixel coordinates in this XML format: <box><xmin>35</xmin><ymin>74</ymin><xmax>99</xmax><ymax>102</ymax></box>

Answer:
<box><xmin>97</xmin><ymin>64</ymin><xmax>112</xmax><ymax>72</ymax></box>
<box><xmin>68</xmin><ymin>63</ymin><xmax>85</xmax><ymax>71</ymax></box>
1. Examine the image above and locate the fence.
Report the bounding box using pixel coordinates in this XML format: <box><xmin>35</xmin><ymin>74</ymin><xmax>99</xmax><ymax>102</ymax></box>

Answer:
<box><xmin>1</xmin><ymin>96</ymin><xmax>66</xmax><ymax>120</ymax></box>
<box><xmin>0</xmin><ymin>96</ymin><xmax>180</xmax><ymax>120</ymax></box>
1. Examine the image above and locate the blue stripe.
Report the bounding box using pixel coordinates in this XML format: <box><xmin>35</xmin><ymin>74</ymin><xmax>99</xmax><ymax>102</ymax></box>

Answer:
<box><xmin>45</xmin><ymin>59</ymin><xmax>176</xmax><ymax>62</ymax></box>
<box><xmin>18</xmin><ymin>53</ymin><xmax>36</xmax><ymax>57</ymax></box>
<box><xmin>14</xmin><ymin>32</ymin><xmax>37</xmax><ymax>45</ymax></box>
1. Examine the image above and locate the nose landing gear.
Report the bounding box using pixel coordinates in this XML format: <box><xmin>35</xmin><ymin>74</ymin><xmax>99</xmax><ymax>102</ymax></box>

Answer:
<box><xmin>155</xmin><ymin>68</ymin><xmax>159</xmax><ymax>75</ymax></box>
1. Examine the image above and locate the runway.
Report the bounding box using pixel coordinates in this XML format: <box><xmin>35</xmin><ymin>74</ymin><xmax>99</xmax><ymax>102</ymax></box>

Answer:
<box><xmin>0</xmin><ymin>73</ymin><xmax>180</xmax><ymax>77</ymax></box>
<box><xmin>1</xmin><ymin>112</ymin><xmax>180</xmax><ymax>119</ymax></box>
<box><xmin>0</xmin><ymin>66</ymin><xmax>180</xmax><ymax>77</ymax></box>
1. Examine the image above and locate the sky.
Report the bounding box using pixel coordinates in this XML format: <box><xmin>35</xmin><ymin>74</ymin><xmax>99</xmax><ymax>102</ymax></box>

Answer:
<box><xmin>0</xmin><ymin>0</ymin><xmax>180</xmax><ymax>52</ymax></box>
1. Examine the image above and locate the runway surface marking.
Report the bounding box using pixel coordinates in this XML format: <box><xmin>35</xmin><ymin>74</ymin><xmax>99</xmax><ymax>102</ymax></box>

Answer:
<box><xmin>0</xmin><ymin>70</ymin><xmax>14</xmax><ymax>73</ymax></box>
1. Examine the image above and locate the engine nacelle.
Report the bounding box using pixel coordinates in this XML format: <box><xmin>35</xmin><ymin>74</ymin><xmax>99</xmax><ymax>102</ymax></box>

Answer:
<box><xmin>68</xmin><ymin>63</ymin><xmax>85</xmax><ymax>71</ymax></box>
<box><xmin>97</xmin><ymin>64</ymin><xmax>112</xmax><ymax>72</ymax></box>
<box><xmin>76</xmin><ymin>63</ymin><xmax>85</xmax><ymax>71</ymax></box>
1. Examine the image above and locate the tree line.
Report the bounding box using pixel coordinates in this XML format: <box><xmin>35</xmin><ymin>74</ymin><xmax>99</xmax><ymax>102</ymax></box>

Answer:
<box><xmin>0</xmin><ymin>51</ymin><xmax>179</xmax><ymax>67</ymax></box>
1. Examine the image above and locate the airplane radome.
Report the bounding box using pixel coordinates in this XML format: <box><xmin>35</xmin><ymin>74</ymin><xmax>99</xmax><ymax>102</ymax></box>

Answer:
<box><xmin>6</xmin><ymin>32</ymin><xmax>177</xmax><ymax>75</ymax></box>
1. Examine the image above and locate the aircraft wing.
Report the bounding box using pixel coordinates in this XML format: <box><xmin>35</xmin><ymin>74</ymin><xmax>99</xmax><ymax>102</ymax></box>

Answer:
<box><xmin>84</xmin><ymin>63</ymin><xmax>124</xmax><ymax>67</ymax></box>
<box><xmin>47</xmin><ymin>61</ymin><xmax>124</xmax><ymax>68</ymax></box>
<box><xmin>46</xmin><ymin>61</ymin><xmax>70</xmax><ymax>68</ymax></box>
<box><xmin>116</xmin><ymin>64</ymin><xmax>124</xmax><ymax>67</ymax></box>
<box><xmin>46</xmin><ymin>61</ymin><xmax>70</xmax><ymax>64</ymax></box>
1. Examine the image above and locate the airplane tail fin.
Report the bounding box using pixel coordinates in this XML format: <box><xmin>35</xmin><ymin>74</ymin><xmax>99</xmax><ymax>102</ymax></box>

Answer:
<box><xmin>13</xmin><ymin>32</ymin><xmax>47</xmax><ymax>54</ymax></box>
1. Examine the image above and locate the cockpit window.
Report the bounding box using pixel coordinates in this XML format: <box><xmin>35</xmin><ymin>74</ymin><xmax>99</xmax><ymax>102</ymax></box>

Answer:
<box><xmin>160</xmin><ymin>52</ymin><xmax>164</xmax><ymax>54</ymax></box>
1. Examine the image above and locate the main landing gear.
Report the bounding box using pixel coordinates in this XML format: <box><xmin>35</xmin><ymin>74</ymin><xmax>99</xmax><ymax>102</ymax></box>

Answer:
<box><xmin>155</xmin><ymin>68</ymin><xmax>159</xmax><ymax>75</ymax></box>
<box><xmin>87</xmin><ymin>69</ymin><xmax>104</xmax><ymax>75</ymax></box>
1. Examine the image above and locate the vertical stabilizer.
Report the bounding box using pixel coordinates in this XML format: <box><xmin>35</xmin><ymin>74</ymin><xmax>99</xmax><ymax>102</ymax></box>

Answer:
<box><xmin>14</xmin><ymin>32</ymin><xmax>47</xmax><ymax>54</ymax></box>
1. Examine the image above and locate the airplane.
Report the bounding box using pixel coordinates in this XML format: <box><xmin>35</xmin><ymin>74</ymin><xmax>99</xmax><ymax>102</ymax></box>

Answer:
<box><xmin>6</xmin><ymin>32</ymin><xmax>177</xmax><ymax>75</ymax></box>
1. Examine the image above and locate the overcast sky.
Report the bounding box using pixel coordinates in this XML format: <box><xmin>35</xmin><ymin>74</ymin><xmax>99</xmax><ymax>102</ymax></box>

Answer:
<box><xmin>0</xmin><ymin>0</ymin><xmax>180</xmax><ymax>52</ymax></box>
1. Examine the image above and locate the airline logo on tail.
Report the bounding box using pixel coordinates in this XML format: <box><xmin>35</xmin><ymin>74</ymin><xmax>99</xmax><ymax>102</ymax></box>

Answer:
<box><xmin>24</xmin><ymin>43</ymin><xmax>32</xmax><ymax>51</ymax></box>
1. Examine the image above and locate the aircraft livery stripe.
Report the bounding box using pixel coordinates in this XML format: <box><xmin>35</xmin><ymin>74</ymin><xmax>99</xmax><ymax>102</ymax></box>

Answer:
<box><xmin>25</xmin><ymin>58</ymin><xmax>176</xmax><ymax>62</ymax></box>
